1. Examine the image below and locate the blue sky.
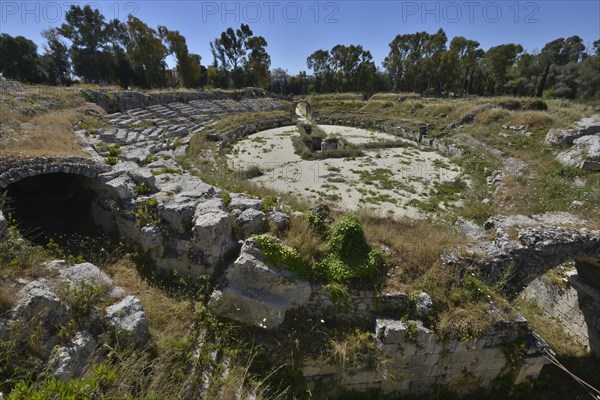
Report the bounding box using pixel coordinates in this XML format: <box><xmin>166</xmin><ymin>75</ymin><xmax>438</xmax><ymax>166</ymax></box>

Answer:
<box><xmin>1</xmin><ymin>1</ymin><xmax>599</xmax><ymax>74</ymax></box>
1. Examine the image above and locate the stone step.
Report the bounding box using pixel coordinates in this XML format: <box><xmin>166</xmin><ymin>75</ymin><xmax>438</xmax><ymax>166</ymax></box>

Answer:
<box><xmin>117</xmin><ymin>118</ymin><xmax>137</xmax><ymax>127</ymax></box>
<box><xmin>126</xmin><ymin>131</ymin><xmax>139</xmax><ymax>143</ymax></box>
<box><xmin>115</xmin><ymin>129</ymin><xmax>128</xmax><ymax>143</ymax></box>
<box><xmin>164</xmin><ymin>126</ymin><xmax>189</xmax><ymax>138</ymax></box>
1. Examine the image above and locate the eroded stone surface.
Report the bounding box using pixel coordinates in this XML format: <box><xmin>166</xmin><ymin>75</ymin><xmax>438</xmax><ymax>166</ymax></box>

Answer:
<box><xmin>545</xmin><ymin>115</ymin><xmax>600</xmax><ymax>145</ymax></box>
<box><xmin>105</xmin><ymin>296</ymin><xmax>150</xmax><ymax>347</ymax></box>
<box><xmin>235</xmin><ymin>208</ymin><xmax>267</xmax><ymax>238</ymax></box>
<box><xmin>50</xmin><ymin>331</ymin><xmax>97</xmax><ymax>380</ymax></box>
<box><xmin>546</xmin><ymin>115</ymin><xmax>600</xmax><ymax>171</ymax></box>
<box><xmin>12</xmin><ymin>281</ymin><xmax>70</xmax><ymax>330</ymax></box>
<box><xmin>58</xmin><ymin>262</ymin><xmax>114</xmax><ymax>288</ymax></box>
<box><xmin>208</xmin><ymin>237</ymin><xmax>311</xmax><ymax>328</ymax></box>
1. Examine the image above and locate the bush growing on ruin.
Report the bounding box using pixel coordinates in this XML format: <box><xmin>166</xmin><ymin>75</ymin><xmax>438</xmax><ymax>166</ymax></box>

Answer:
<box><xmin>318</xmin><ymin>215</ymin><xmax>383</xmax><ymax>282</ymax></box>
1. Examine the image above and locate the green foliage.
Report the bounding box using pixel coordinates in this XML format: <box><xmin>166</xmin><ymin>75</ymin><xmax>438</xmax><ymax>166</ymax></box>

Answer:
<box><xmin>46</xmin><ymin>238</ymin><xmax>63</xmax><ymax>258</ymax></box>
<box><xmin>0</xmin><ymin>34</ymin><xmax>45</xmax><ymax>83</ymax></box>
<box><xmin>57</xmin><ymin>320</ymin><xmax>78</xmax><ymax>345</ymax></box>
<box><xmin>405</xmin><ymin>321</ymin><xmax>420</xmax><ymax>343</ymax></box>
<box><xmin>151</xmin><ymin>167</ymin><xmax>182</xmax><ymax>176</ymax></box>
<box><xmin>220</xmin><ymin>190</ymin><xmax>232</xmax><ymax>206</ymax></box>
<box><xmin>327</xmin><ymin>328</ymin><xmax>381</xmax><ymax>373</ymax></box>
<box><xmin>106</xmin><ymin>144</ymin><xmax>121</xmax><ymax>157</ymax></box>
<box><xmin>80</xmin><ymin>89</ymin><xmax>95</xmax><ymax>102</ymax></box>
<box><xmin>306</xmin><ymin>210</ymin><xmax>330</xmax><ymax>237</ymax></box>
<box><xmin>106</xmin><ymin>156</ymin><xmax>118</xmax><ymax>166</ymax></box>
<box><xmin>0</xmin><ymin>231</ymin><xmax>47</xmax><ymax>276</ymax></box>
<box><xmin>63</xmin><ymin>281</ymin><xmax>107</xmax><ymax>320</ymax></box>
<box><xmin>0</xmin><ymin>318</ymin><xmax>47</xmax><ymax>393</ymax></box>
<box><xmin>144</xmin><ymin>155</ymin><xmax>158</xmax><ymax>164</ymax></box>
<box><xmin>134</xmin><ymin>183</ymin><xmax>152</xmax><ymax>195</ymax></box>
<box><xmin>353</xmin><ymin>168</ymin><xmax>396</xmax><ymax>190</ymax></box>
<box><xmin>452</xmin><ymin>273</ymin><xmax>492</xmax><ymax>304</ymax></box>
<box><xmin>253</xmin><ymin>234</ymin><xmax>309</xmax><ymax>278</ymax></box>
<box><xmin>460</xmin><ymin>201</ymin><xmax>494</xmax><ymax>225</ymax></box>
<box><xmin>545</xmin><ymin>163</ymin><xmax>583</xmax><ymax>180</ymax></box>
<box><xmin>319</xmin><ymin>215</ymin><xmax>383</xmax><ymax>282</ymax></box>
<box><xmin>434</xmin><ymin>178</ymin><xmax>467</xmax><ymax>198</ymax></box>
<box><xmin>209</xmin><ymin>23</ymin><xmax>271</xmax><ymax>89</ymax></box>
<box><xmin>307</xmin><ymin>44</ymin><xmax>376</xmax><ymax>92</ymax></box>
<box><xmin>325</xmin><ymin>282</ymin><xmax>351</xmax><ymax>310</ymax></box>
<box><xmin>242</xmin><ymin>165</ymin><xmax>264</xmax><ymax>179</ymax></box>
<box><xmin>7</xmin><ymin>364</ymin><xmax>116</xmax><ymax>400</ymax></box>
<box><xmin>134</xmin><ymin>198</ymin><xmax>161</xmax><ymax>228</ymax></box>
<box><xmin>327</xmin><ymin>215</ymin><xmax>369</xmax><ymax>261</ymax></box>
<box><xmin>261</xmin><ymin>196</ymin><xmax>278</xmax><ymax>212</ymax></box>
<box><xmin>408</xmin><ymin>198</ymin><xmax>440</xmax><ymax>213</ymax></box>
<box><xmin>494</xmin><ymin>263</ymin><xmax>516</xmax><ymax>293</ymax></box>
<box><xmin>160</xmin><ymin>27</ymin><xmax>203</xmax><ymax>88</ymax></box>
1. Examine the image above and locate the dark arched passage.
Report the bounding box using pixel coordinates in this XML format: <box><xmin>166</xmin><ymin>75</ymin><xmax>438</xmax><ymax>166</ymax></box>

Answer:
<box><xmin>3</xmin><ymin>173</ymin><xmax>105</xmax><ymax>247</ymax></box>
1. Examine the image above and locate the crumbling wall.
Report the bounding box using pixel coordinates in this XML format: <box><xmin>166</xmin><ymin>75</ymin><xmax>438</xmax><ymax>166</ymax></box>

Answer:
<box><xmin>303</xmin><ymin>318</ymin><xmax>549</xmax><ymax>398</ymax></box>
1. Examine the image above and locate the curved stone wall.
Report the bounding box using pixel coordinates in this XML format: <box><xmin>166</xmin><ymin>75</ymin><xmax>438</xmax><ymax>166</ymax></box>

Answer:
<box><xmin>0</xmin><ymin>157</ymin><xmax>110</xmax><ymax>189</ymax></box>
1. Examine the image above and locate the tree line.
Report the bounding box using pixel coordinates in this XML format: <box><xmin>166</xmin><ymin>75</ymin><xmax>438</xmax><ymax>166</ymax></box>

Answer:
<box><xmin>1</xmin><ymin>5</ymin><xmax>599</xmax><ymax>99</ymax></box>
<box><xmin>0</xmin><ymin>5</ymin><xmax>269</xmax><ymax>90</ymax></box>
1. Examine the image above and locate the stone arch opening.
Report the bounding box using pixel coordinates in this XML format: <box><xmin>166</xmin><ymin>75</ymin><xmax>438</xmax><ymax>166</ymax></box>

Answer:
<box><xmin>2</xmin><ymin>172</ymin><xmax>107</xmax><ymax>249</ymax></box>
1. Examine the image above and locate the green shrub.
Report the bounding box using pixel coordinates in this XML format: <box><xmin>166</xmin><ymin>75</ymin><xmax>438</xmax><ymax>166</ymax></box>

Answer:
<box><xmin>134</xmin><ymin>198</ymin><xmax>160</xmax><ymax>228</ymax></box>
<box><xmin>80</xmin><ymin>89</ymin><xmax>95</xmax><ymax>102</ymax></box>
<box><xmin>325</xmin><ymin>282</ymin><xmax>351</xmax><ymax>310</ymax></box>
<box><xmin>220</xmin><ymin>190</ymin><xmax>232</xmax><ymax>206</ymax></box>
<box><xmin>243</xmin><ymin>165</ymin><xmax>264</xmax><ymax>179</ymax></box>
<box><xmin>306</xmin><ymin>208</ymin><xmax>331</xmax><ymax>236</ymax></box>
<box><xmin>0</xmin><ymin>231</ymin><xmax>47</xmax><ymax>276</ymax></box>
<box><xmin>64</xmin><ymin>281</ymin><xmax>107</xmax><ymax>320</ymax></box>
<box><xmin>524</xmin><ymin>100</ymin><xmax>548</xmax><ymax>111</ymax></box>
<box><xmin>46</xmin><ymin>238</ymin><xmax>64</xmax><ymax>258</ymax></box>
<box><xmin>135</xmin><ymin>183</ymin><xmax>152</xmax><ymax>195</ymax></box>
<box><xmin>253</xmin><ymin>234</ymin><xmax>309</xmax><ymax>277</ymax></box>
<box><xmin>106</xmin><ymin>144</ymin><xmax>121</xmax><ymax>157</ymax></box>
<box><xmin>328</xmin><ymin>215</ymin><xmax>370</xmax><ymax>262</ymax></box>
<box><xmin>405</xmin><ymin>321</ymin><xmax>420</xmax><ymax>343</ymax></box>
<box><xmin>318</xmin><ymin>215</ymin><xmax>382</xmax><ymax>282</ymax></box>
<box><xmin>144</xmin><ymin>154</ymin><xmax>158</xmax><ymax>164</ymax></box>
<box><xmin>261</xmin><ymin>196</ymin><xmax>278</xmax><ymax>212</ymax></box>
<box><xmin>7</xmin><ymin>364</ymin><xmax>116</xmax><ymax>400</ymax></box>
<box><xmin>545</xmin><ymin>163</ymin><xmax>583</xmax><ymax>180</ymax></box>
<box><xmin>106</xmin><ymin>156</ymin><xmax>118</xmax><ymax>166</ymax></box>
<box><xmin>408</xmin><ymin>198</ymin><xmax>440</xmax><ymax>213</ymax></box>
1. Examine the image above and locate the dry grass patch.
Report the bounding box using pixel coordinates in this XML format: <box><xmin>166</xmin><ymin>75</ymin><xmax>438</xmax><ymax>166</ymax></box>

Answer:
<box><xmin>368</xmin><ymin>92</ymin><xmax>421</xmax><ymax>101</ymax></box>
<box><xmin>283</xmin><ymin>216</ymin><xmax>328</xmax><ymax>265</ymax></box>
<box><xmin>475</xmin><ymin>108</ymin><xmax>510</xmax><ymax>125</ymax></box>
<box><xmin>327</xmin><ymin>329</ymin><xmax>379</xmax><ymax>369</ymax></box>
<box><xmin>5</xmin><ymin>111</ymin><xmax>89</xmax><ymax>157</ymax></box>
<box><xmin>307</xmin><ymin>93</ymin><xmax>364</xmax><ymax>102</ymax></box>
<box><xmin>416</xmin><ymin>265</ymin><xmax>513</xmax><ymax>340</ymax></box>
<box><xmin>360</xmin><ymin>216</ymin><xmax>466</xmax><ymax>292</ymax></box>
<box><xmin>506</xmin><ymin>110</ymin><xmax>554</xmax><ymax>128</ymax></box>
<box><xmin>104</xmin><ymin>257</ymin><xmax>194</xmax><ymax>351</ymax></box>
<box><xmin>513</xmin><ymin>297</ymin><xmax>588</xmax><ymax>357</ymax></box>
<box><xmin>0</xmin><ymin>85</ymin><xmax>96</xmax><ymax>158</ymax></box>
